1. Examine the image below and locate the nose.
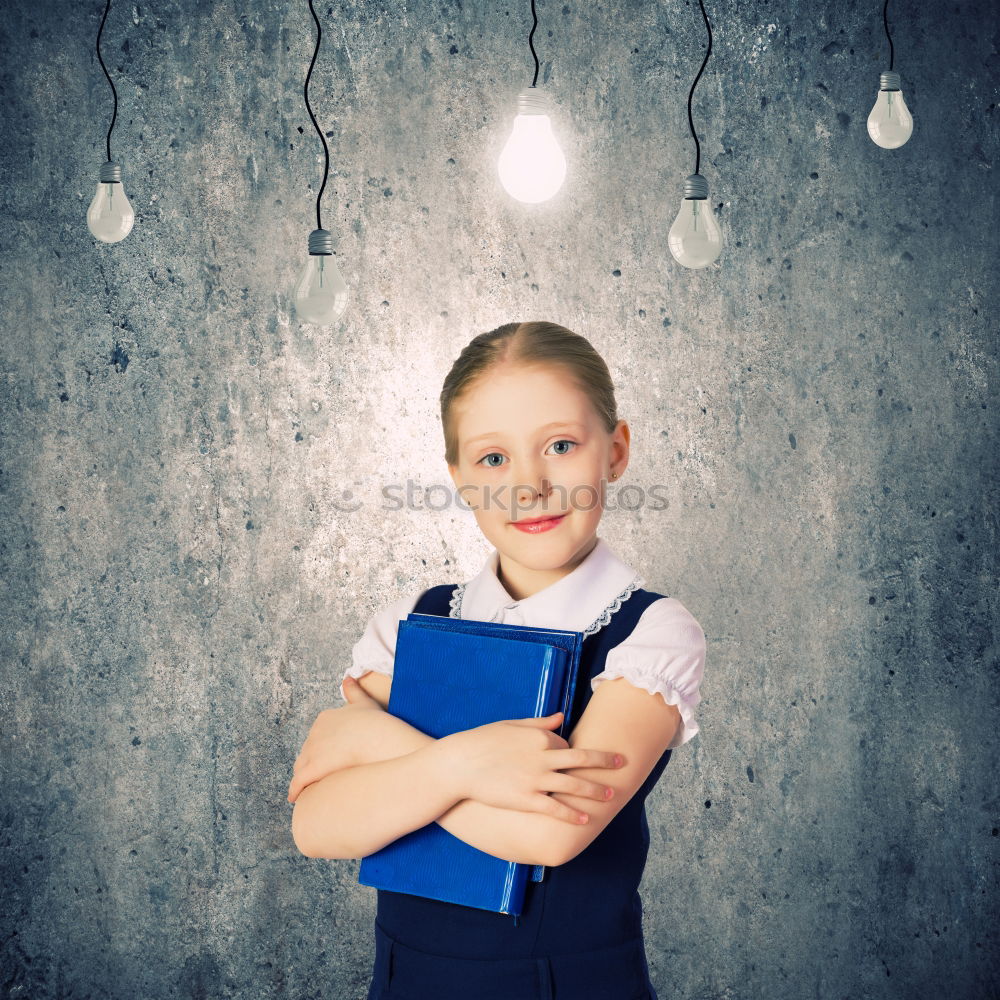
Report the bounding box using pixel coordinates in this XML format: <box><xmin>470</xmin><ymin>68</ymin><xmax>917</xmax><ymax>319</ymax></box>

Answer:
<box><xmin>514</xmin><ymin>470</ymin><xmax>552</xmax><ymax>507</ymax></box>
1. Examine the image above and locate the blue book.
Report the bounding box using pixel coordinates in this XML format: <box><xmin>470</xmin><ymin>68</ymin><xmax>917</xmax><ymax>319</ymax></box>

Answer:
<box><xmin>357</xmin><ymin>612</ymin><xmax>584</xmax><ymax>916</ymax></box>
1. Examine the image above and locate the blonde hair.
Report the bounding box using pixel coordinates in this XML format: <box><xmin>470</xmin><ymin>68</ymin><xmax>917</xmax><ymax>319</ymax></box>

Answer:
<box><xmin>440</xmin><ymin>321</ymin><xmax>619</xmax><ymax>467</ymax></box>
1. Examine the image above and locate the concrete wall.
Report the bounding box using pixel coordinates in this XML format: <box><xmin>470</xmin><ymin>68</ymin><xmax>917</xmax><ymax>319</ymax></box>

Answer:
<box><xmin>1</xmin><ymin>0</ymin><xmax>996</xmax><ymax>996</ymax></box>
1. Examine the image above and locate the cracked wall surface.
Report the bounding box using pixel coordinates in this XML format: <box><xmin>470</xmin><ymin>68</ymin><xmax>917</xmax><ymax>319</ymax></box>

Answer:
<box><xmin>1</xmin><ymin>0</ymin><xmax>997</xmax><ymax>997</ymax></box>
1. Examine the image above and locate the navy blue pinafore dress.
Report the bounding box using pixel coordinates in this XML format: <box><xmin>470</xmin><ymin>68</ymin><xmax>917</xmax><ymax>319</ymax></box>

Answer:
<box><xmin>366</xmin><ymin>583</ymin><xmax>673</xmax><ymax>1000</ymax></box>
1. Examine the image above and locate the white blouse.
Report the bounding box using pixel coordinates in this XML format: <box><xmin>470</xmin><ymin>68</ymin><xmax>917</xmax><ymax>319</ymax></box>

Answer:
<box><xmin>340</xmin><ymin>536</ymin><xmax>706</xmax><ymax>750</ymax></box>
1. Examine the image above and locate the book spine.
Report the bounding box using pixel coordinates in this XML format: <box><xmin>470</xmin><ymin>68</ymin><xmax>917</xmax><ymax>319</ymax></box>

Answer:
<box><xmin>525</xmin><ymin>646</ymin><xmax>569</xmax><ymax>888</ymax></box>
<box><xmin>501</xmin><ymin>859</ymin><xmax>517</xmax><ymax>914</ymax></box>
<box><xmin>533</xmin><ymin>646</ymin><xmax>557</xmax><ymax>718</ymax></box>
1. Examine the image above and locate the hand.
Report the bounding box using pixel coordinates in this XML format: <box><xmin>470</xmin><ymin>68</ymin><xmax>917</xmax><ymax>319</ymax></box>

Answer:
<box><xmin>340</xmin><ymin>673</ymin><xmax>387</xmax><ymax>713</ymax></box>
<box><xmin>441</xmin><ymin>711</ymin><xmax>625</xmax><ymax>825</ymax></box>
<box><xmin>287</xmin><ymin>678</ymin><xmax>387</xmax><ymax>804</ymax></box>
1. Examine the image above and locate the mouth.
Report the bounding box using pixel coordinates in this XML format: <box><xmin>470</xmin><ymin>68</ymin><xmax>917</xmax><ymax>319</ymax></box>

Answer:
<box><xmin>510</xmin><ymin>513</ymin><xmax>567</xmax><ymax>533</ymax></box>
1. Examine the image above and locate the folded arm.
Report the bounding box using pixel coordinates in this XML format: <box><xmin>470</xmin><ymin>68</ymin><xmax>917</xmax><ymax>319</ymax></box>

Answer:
<box><xmin>290</xmin><ymin>679</ymin><xmax>581</xmax><ymax>865</ymax></box>
<box><xmin>291</xmin><ymin>670</ymin><xmax>681</xmax><ymax>867</ymax></box>
<box><xmin>290</xmin><ymin>735</ymin><xmax>462</xmax><ymax>861</ymax></box>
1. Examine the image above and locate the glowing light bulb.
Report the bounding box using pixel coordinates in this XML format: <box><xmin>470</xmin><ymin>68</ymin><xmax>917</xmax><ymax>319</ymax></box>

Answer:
<box><xmin>498</xmin><ymin>87</ymin><xmax>567</xmax><ymax>204</ymax></box>
<box><xmin>294</xmin><ymin>229</ymin><xmax>349</xmax><ymax>325</ymax></box>
<box><xmin>87</xmin><ymin>161</ymin><xmax>134</xmax><ymax>243</ymax></box>
<box><xmin>867</xmin><ymin>71</ymin><xmax>913</xmax><ymax>149</ymax></box>
<box><xmin>668</xmin><ymin>174</ymin><xmax>722</xmax><ymax>269</ymax></box>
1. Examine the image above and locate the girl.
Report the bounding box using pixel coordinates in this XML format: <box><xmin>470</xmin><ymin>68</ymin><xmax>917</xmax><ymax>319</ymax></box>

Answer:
<box><xmin>288</xmin><ymin>321</ymin><xmax>706</xmax><ymax>1000</ymax></box>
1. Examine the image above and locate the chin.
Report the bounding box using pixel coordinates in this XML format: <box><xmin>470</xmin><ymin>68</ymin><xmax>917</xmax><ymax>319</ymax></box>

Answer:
<box><xmin>507</xmin><ymin>528</ymin><xmax>592</xmax><ymax>559</ymax></box>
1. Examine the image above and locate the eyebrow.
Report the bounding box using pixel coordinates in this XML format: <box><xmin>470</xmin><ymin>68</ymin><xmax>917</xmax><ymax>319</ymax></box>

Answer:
<box><xmin>465</xmin><ymin>421</ymin><xmax>586</xmax><ymax>447</ymax></box>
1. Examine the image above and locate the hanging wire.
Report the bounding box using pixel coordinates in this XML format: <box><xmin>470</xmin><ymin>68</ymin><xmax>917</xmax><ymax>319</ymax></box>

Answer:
<box><xmin>304</xmin><ymin>0</ymin><xmax>331</xmax><ymax>231</ymax></box>
<box><xmin>686</xmin><ymin>0</ymin><xmax>713</xmax><ymax>176</ymax></box>
<box><xmin>882</xmin><ymin>0</ymin><xmax>895</xmax><ymax>71</ymax></box>
<box><xmin>96</xmin><ymin>0</ymin><xmax>119</xmax><ymax>162</ymax></box>
<box><xmin>528</xmin><ymin>0</ymin><xmax>540</xmax><ymax>87</ymax></box>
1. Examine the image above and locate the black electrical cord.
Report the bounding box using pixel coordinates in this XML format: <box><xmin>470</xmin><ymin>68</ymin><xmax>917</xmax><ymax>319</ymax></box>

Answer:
<box><xmin>528</xmin><ymin>0</ymin><xmax>540</xmax><ymax>87</ymax></box>
<box><xmin>304</xmin><ymin>0</ymin><xmax>330</xmax><ymax>231</ymax></box>
<box><xmin>686</xmin><ymin>0</ymin><xmax>713</xmax><ymax>176</ymax></box>
<box><xmin>96</xmin><ymin>0</ymin><xmax>118</xmax><ymax>162</ymax></box>
<box><xmin>882</xmin><ymin>0</ymin><xmax>895</xmax><ymax>71</ymax></box>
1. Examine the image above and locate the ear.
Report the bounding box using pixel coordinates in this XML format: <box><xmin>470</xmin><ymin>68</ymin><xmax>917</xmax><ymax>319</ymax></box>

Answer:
<box><xmin>613</xmin><ymin>420</ymin><xmax>631</xmax><ymax>468</ymax></box>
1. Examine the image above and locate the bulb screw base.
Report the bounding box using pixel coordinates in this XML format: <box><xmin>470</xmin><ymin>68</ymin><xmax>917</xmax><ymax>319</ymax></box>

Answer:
<box><xmin>880</xmin><ymin>71</ymin><xmax>902</xmax><ymax>91</ymax></box>
<box><xmin>100</xmin><ymin>161</ymin><xmax>122</xmax><ymax>183</ymax></box>
<box><xmin>684</xmin><ymin>174</ymin><xmax>709</xmax><ymax>200</ymax></box>
<box><xmin>516</xmin><ymin>87</ymin><xmax>549</xmax><ymax>116</ymax></box>
<box><xmin>308</xmin><ymin>229</ymin><xmax>333</xmax><ymax>255</ymax></box>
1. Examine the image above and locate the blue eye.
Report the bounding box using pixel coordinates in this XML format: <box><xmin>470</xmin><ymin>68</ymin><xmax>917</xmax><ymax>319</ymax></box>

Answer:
<box><xmin>549</xmin><ymin>439</ymin><xmax>576</xmax><ymax>455</ymax></box>
<box><xmin>475</xmin><ymin>440</ymin><xmax>577</xmax><ymax>467</ymax></box>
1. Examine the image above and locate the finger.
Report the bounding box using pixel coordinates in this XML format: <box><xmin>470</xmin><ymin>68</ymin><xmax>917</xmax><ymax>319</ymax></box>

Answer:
<box><xmin>348</xmin><ymin>682</ymin><xmax>378</xmax><ymax>705</ymax></box>
<box><xmin>552</xmin><ymin>774</ymin><xmax>614</xmax><ymax>801</ymax></box>
<box><xmin>343</xmin><ymin>676</ymin><xmax>374</xmax><ymax>700</ymax></box>
<box><xmin>548</xmin><ymin>748</ymin><xmax>624</xmax><ymax>771</ymax></box>
<box><xmin>512</xmin><ymin>711</ymin><xmax>563</xmax><ymax>727</ymax></box>
<box><xmin>538</xmin><ymin>793</ymin><xmax>590</xmax><ymax>825</ymax></box>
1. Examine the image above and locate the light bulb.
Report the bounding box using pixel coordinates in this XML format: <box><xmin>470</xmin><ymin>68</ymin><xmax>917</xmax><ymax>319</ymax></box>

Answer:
<box><xmin>668</xmin><ymin>174</ymin><xmax>722</xmax><ymax>269</ymax></box>
<box><xmin>294</xmin><ymin>229</ymin><xmax>349</xmax><ymax>325</ymax></box>
<box><xmin>87</xmin><ymin>161</ymin><xmax>134</xmax><ymax>243</ymax></box>
<box><xmin>498</xmin><ymin>87</ymin><xmax>567</xmax><ymax>204</ymax></box>
<box><xmin>867</xmin><ymin>71</ymin><xmax>913</xmax><ymax>149</ymax></box>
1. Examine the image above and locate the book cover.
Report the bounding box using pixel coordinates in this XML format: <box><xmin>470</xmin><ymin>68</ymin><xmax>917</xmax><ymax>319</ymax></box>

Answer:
<box><xmin>356</xmin><ymin>615</ymin><xmax>583</xmax><ymax>916</ymax></box>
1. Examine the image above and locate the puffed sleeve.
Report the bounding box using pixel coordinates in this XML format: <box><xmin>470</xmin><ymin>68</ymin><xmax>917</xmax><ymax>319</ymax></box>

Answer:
<box><xmin>591</xmin><ymin>597</ymin><xmax>706</xmax><ymax>749</ymax></box>
<box><xmin>338</xmin><ymin>589</ymin><xmax>426</xmax><ymax>703</ymax></box>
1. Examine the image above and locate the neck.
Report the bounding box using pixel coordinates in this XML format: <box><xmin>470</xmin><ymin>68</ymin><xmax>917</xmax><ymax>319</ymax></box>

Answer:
<box><xmin>496</xmin><ymin>535</ymin><xmax>599</xmax><ymax>601</ymax></box>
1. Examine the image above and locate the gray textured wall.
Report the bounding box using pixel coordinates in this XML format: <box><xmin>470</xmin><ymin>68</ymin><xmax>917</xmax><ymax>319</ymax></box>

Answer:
<box><xmin>1</xmin><ymin>0</ymin><xmax>997</xmax><ymax>997</ymax></box>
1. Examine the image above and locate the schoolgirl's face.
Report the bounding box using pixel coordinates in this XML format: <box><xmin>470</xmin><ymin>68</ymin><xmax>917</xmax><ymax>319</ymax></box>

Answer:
<box><xmin>447</xmin><ymin>363</ymin><xmax>629</xmax><ymax>599</ymax></box>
